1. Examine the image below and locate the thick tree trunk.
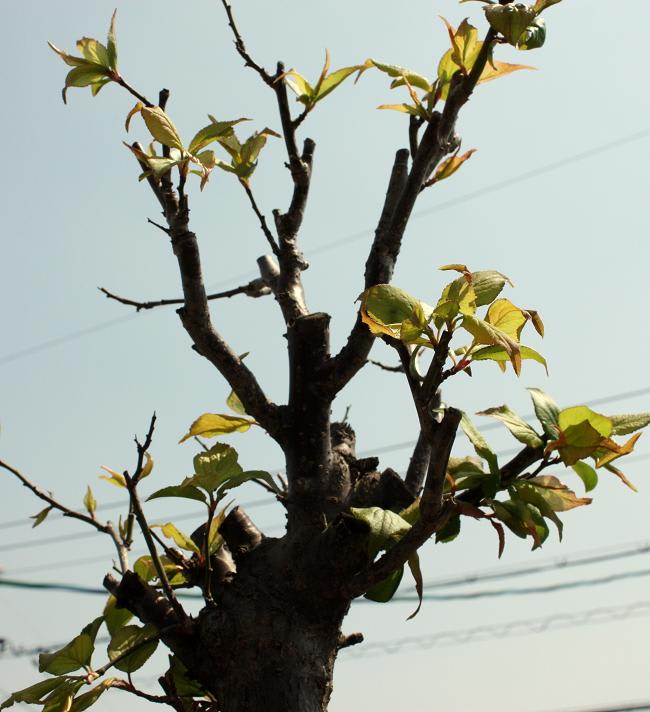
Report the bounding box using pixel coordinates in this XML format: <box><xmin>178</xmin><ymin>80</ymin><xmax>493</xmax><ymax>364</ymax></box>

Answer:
<box><xmin>195</xmin><ymin>539</ymin><xmax>351</xmax><ymax>712</ymax></box>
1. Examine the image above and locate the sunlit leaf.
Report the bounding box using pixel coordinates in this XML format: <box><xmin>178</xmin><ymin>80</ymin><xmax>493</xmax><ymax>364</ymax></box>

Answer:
<box><xmin>103</xmin><ymin>595</ymin><xmax>132</xmax><ymax>635</ymax></box>
<box><xmin>533</xmin><ymin>0</ymin><xmax>563</xmax><ymax>12</ymax></box>
<box><xmin>69</xmin><ymin>680</ymin><xmax>116</xmax><ymax>712</ymax></box>
<box><xmin>527</xmin><ymin>388</ymin><xmax>560</xmax><ymax>438</ymax></box>
<box><xmin>154</xmin><ymin>523</ymin><xmax>200</xmax><ymax>554</ymax></box>
<box><xmin>607</xmin><ymin>413</ymin><xmax>650</xmax><ymax>436</ymax></box>
<box><xmin>430</xmin><ymin>149</ymin><xmax>476</xmax><ymax>185</ymax></box>
<box><xmin>107</xmin><ymin>624</ymin><xmax>158</xmax><ymax>673</ymax></box>
<box><xmin>147</xmin><ymin>485</ymin><xmax>207</xmax><ymax>504</ymax></box>
<box><xmin>470</xmin><ymin>270</ymin><xmax>513</xmax><ymax>306</ymax></box>
<box><xmin>99</xmin><ymin>465</ymin><xmax>126</xmax><ymax>488</ymax></box>
<box><xmin>188</xmin><ymin>118</ymin><xmax>248</xmax><ymax>155</ymax></box>
<box><xmin>359</xmin><ymin>284</ymin><xmax>430</xmax><ymax>340</ymax></box>
<box><xmin>367</xmin><ymin>60</ymin><xmax>432</xmax><ymax>92</ymax></box>
<box><xmin>188</xmin><ymin>443</ymin><xmax>243</xmax><ymax>493</ymax></box>
<box><xmin>485</xmin><ymin>4</ymin><xmax>537</xmax><ymax>46</ymax></box>
<box><xmin>603</xmin><ymin>463</ymin><xmax>638</xmax><ymax>492</ymax></box>
<box><xmin>106</xmin><ymin>10</ymin><xmax>118</xmax><ymax>70</ymax></box>
<box><xmin>377</xmin><ymin>103</ymin><xmax>427</xmax><ymax>118</ymax></box>
<box><xmin>83</xmin><ymin>486</ymin><xmax>96</xmax><ymax>516</ymax></box>
<box><xmin>476</xmin><ymin>405</ymin><xmax>543</xmax><ymax>448</ymax></box>
<box><xmin>140</xmin><ymin>106</ymin><xmax>184</xmax><ymax>151</ymax></box>
<box><xmin>546</xmin><ymin>406</ymin><xmax>613</xmax><ymax>465</ymax></box>
<box><xmin>349</xmin><ymin>506</ymin><xmax>411</xmax><ymax>558</ymax></box>
<box><xmin>461</xmin><ymin>314</ymin><xmax>521</xmax><ymax>373</ymax></box>
<box><xmin>472</xmin><ymin>345</ymin><xmax>547</xmax><ymax>374</ymax></box>
<box><xmin>527</xmin><ymin>475</ymin><xmax>592</xmax><ymax>511</ymax></box>
<box><xmin>179</xmin><ymin>413</ymin><xmax>256</xmax><ymax>443</ymax></box>
<box><xmin>485</xmin><ymin>299</ymin><xmax>528</xmax><ymax>341</ymax></box>
<box><xmin>572</xmin><ymin>461</ymin><xmax>598</xmax><ymax>492</ymax></box>
<box><xmin>460</xmin><ymin>412</ymin><xmax>499</xmax><ymax>480</ymax></box>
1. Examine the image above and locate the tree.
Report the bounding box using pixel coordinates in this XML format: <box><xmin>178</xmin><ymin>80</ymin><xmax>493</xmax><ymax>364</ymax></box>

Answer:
<box><xmin>2</xmin><ymin>1</ymin><xmax>649</xmax><ymax>711</ymax></box>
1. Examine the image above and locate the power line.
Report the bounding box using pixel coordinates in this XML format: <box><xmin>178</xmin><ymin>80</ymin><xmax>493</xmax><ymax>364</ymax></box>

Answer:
<box><xmin>1</xmin><ymin>129</ymin><xmax>648</xmax><ymax>367</ymax></box>
<box><xmin>345</xmin><ymin>600</ymin><xmax>650</xmax><ymax>658</ymax></box>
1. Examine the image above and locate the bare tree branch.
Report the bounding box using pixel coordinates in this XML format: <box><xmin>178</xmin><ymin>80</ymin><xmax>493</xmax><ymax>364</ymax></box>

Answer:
<box><xmin>325</xmin><ymin>31</ymin><xmax>498</xmax><ymax>396</ymax></box>
<box><xmin>219</xmin><ymin>0</ymin><xmax>274</xmax><ymax>85</ymax></box>
<box><xmin>112</xmin><ymin>681</ymin><xmax>172</xmax><ymax>706</ymax></box>
<box><xmin>368</xmin><ymin>359</ymin><xmax>404</xmax><ymax>373</ymax></box>
<box><xmin>98</xmin><ymin>279</ymin><xmax>270</xmax><ymax>312</ymax></box>
<box><xmin>0</xmin><ymin>459</ymin><xmax>129</xmax><ymax>572</ymax></box>
<box><xmin>241</xmin><ymin>182</ymin><xmax>281</xmax><ymax>257</ymax></box>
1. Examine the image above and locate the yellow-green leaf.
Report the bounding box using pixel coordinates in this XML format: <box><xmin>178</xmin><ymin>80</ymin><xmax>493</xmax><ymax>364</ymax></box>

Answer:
<box><xmin>140</xmin><ymin>452</ymin><xmax>154</xmax><ymax>479</ymax></box>
<box><xmin>485</xmin><ymin>299</ymin><xmax>528</xmax><ymax>341</ymax></box>
<box><xmin>283</xmin><ymin>70</ymin><xmax>315</xmax><ymax>103</ymax></box>
<box><xmin>367</xmin><ymin>60</ymin><xmax>432</xmax><ymax>92</ymax></box>
<box><xmin>31</xmin><ymin>505</ymin><xmax>53</xmax><ymax>528</ymax></box>
<box><xmin>527</xmin><ymin>475</ymin><xmax>592</xmax><ymax>511</ymax></box>
<box><xmin>461</xmin><ymin>314</ymin><xmax>521</xmax><ymax>373</ymax></box>
<box><xmin>99</xmin><ymin>465</ymin><xmax>127</xmax><ymax>488</ymax></box>
<box><xmin>430</xmin><ymin>149</ymin><xmax>476</xmax><ymax>185</ymax></box>
<box><xmin>485</xmin><ymin>4</ymin><xmax>537</xmax><ymax>45</ymax></box>
<box><xmin>76</xmin><ymin>38</ymin><xmax>110</xmax><ymax>67</ymax></box>
<box><xmin>154</xmin><ymin>523</ymin><xmax>200</xmax><ymax>554</ymax></box>
<box><xmin>83</xmin><ymin>486</ymin><xmax>96</xmax><ymax>516</ymax></box>
<box><xmin>359</xmin><ymin>284</ymin><xmax>430</xmax><ymax>340</ymax></box>
<box><xmin>607</xmin><ymin>413</ymin><xmax>650</xmax><ymax>436</ymax></box>
<box><xmin>1</xmin><ymin>678</ymin><xmax>69</xmax><ymax>710</ymax></box>
<box><xmin>103</xmin><ymin>594</ymin><xmax>132</xmax><ymax>635</ymax></box>
<box><xmin>69</xmin><ymin>680</ymin><xmax>116</xmax><ymax>712</ymax></box>
<box><xmin>108</xmin><ymin>624</ymin><xmax>158</xmax><ymax>673</ymax></box>
<box><xmin>179</xmin><ymin>413</ymin><xmax>256</xmax><ymax>443</ymax></box>
<box><xmin>472</xmin><ymin>345</ymin><xmax>547</xmax><ymax>374</ymax></box>
<box><xmin>533</xmin><ymin>0</ymin><xmax>563</xmax><ymax>12</ymax></box>
<box><xmin>106</xmin><ymin>10</ymin><xmax>118</xmax><ymax>70</ymax></box>
<box><xmin>141</xmin><ymin>106</ymin><xmax>184</xmax><ymax>151</ymax></box>
<box><xmin>189</xmin><ymin>443</ymin><xmax>242</xmax><ymax>492</ymax></box>
<box><xmin>476</xmin><ymin>405</ymin><xmax>543</xmax><ymax>448</ymax></box>
<box><xmin>188</xmin><ymin>118</ymin><xmax>248</xmax><ymax>155</ymax></box>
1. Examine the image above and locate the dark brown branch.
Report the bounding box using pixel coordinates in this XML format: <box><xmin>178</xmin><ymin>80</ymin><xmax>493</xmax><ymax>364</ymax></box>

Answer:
<box><xmin>0</xmin><ymin>459</ymin><xmax>128</xmax><ymax>572</ymax></box>
<box><xmin>98</xmin><ymin>279</ymin><xmax>270</xmax><ymax>312</ymax></box>
<box><xmin>220</xmin><ymin>0</ymin><xmax>274</xmax><ymax>85</ymax></box>
<box><xmin>112</xmin><ymin>681</ymin><xmax>172</xmax><ymax>706</ymax></box>
<box><xmin>346</xmin><ymin>408</ymin><xmax>461</xmax><ymax>597</ymax></box>
<box><xmin>116</xmin><ymin>77</ymin><xmax>153</xmax><ymax>108</ymax></box>
<box><xmin>218</xmin><ymin>507</ymin><xmax>263</xmax><ymax>562</ymax></box>
<box><xmin>368</xmin><ymin>359</ymin><xmax>404</xmax><ymax>373</ymax></box>
<box><xmin>404</xmin><ymin>430</ymin><xmax>431</xmax><ymax>497</ymax></box>
<box><xmin>326</xmin><ymin>31</ymin><xmax>498</xmax><ymax>397</ymax></box>
<box><xmin>241</xmin><ymin>182</ymin><xmax>281</xmax><ymax>257</ymax></box>
<box><xmin>337</xmin><ymin>632</ymin><xmax>364</xmax><ymax>650</ymax></box>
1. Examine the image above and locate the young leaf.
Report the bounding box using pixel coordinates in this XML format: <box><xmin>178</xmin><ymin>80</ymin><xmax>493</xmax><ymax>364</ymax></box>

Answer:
<box><xmin>226</xmin><ymin>389</ymin><xmax>247</xmax><ymax>415</ymax></box>
<box><xmin>364</xmin><ymin>566</ymin><xmax>404</xmax><ymax>603</ymax></box>
<box><xmin>359</xmin><ymin>284</ymin><xmax>430</xmax><ymax>339</ymax></box>
<box><xmin>429</xmin><ymin>149</ymin><xmax>476</xmax><ymax>185</ymax></box>
<box><xmin>107</xmin><ymin>624</ymin><xmax>159</xmax><ymax>673</ymax></box>
<box><xmin>188</xmin><ymin>118</ymin><xmax>248</xmax><ymax>155</ymax></box>
<box><xmin>406</xmin><ymin>553</ymin><xmax>424</xmax><ymax>620</ymax></box>
<box><xmin>607</xmin><ymin>413</ymin><xmax>650</xmax><ymax>436</ymax></box>
<box><xmin>460</xmin><ymin>412</ymin><xmax>499</xmax><ymax>478</ymax></box>
<box><xmin>103</xmin><ymin>594</ymin><xmax>132</xmax><ymax>635</ymax></box>
<box><xmin>99</xmin><ymin>465</ymin><xmax>127</xmax><ymax>488</ymax></box>
<box><xmin>179</xmin><ymin>413</ymin><xmax>256</xmax><ymax>443</ymax></box>
<box><xmin>190</xmin><ymin>443</ymin><xmax>242</xmax><ymax>492</ymax></box>
<box><xmin>518</xmin><ymin>17</ymin><xmax>547</xmax><ymax>50</ymax></box>
<box><xmin>527</xmin><ymin>476</ymin><xmax>592</xmax><ymax>511</ymax></box>
<box><xmin>472</xmin><ymin>345</ymin><xmax>547</xmax><ymax>374</ymax></box>
<box><xmin>1</xmin><ymin>678</ymin><xmax>69</xmax><ymax>710</ymax></box>
<box><xmin>140</xmin><ymin>106</ymin><xmax>184</xmax><ymax>151</ymax></box>
<box><xmin>349</xmin><ymin>506</ymin><xmax>411</xmax><ymax>557</ymax></box>
<box><xmin>31</xmin><ymin>505</ymin><xmax>53</xmax><ymax>528</ymax></box>
<box><xmin>533</xmin><ymin>0</ymin><xmax>563</xmax><ymax>12</ymax></box>
<box><xmin>154</xmin><ymin>523</ymin><xmax>200</xmax><ymax>554</ymax></box>
<box><xmin>485</xmin><ymin>299</ymin><xmax>528</xmax><ymax>341</ymax></box>
<box><xmin>366</xmin><ymin>60</ymin><xmax>432</xmax><ymax>92</ymax></box>
<box><xmin>476</xmin><ymin>405</ymin><xmax>544</xmax><ymax>448</ymax></box>
<box><xmin>39</xmin><ymin>618</ymin><xmax>102</xmax><ymax>675</ymax></box>
<box><xmin>105</xmin><ymin>10</ymin><xmax>118</xmax><ymax>70</ymax></box>
<box><xmin>470</xmin><ymin>270</ymin><xmax>513</xmax><ymax>306</ymax></box>
<box><xmin>461</xmin><ymin>315</ymin><xmax>521</xmax><ymax>373</ymax></box>
<box><xmin>484</xmin><ymin>4</ymin><xmax>537</xmax><ymax>46</ymax></box>
<box><xmin>435</xmin><ymin>514</ymin><xmax>461</xmax><ymax>543</ymax></box>
<box><xmin>83</xmin><ymin>486</ymin><xmax>96</xmax><ymax>516</ymax></box>
<box><xmin>147</xmin><ymin>484</ymin><xmax>207</xmax><ymax>504</ymax></box>
<box><xmin>546</xmin><ymin>406</ymin><xmax>613</xmax><ymax>465</ymax></box>
<box><xmin>166</xmin><ymin>656</ymin><xmax>207</xmax><ymax>698</ymax></box>
<box><xmin>527</xmin><ymin>388</ymin><xmax>560</xmax><ymax>438</ymax></box>
<box><xmin>572</xmin><ymin>461</ymin><xmax>598</xmax><ymax>492</ymax></box>
<box><xmin>69</xmin><ymin>679</ymin><xmax>116</xmax><ymax>712</ymax></box>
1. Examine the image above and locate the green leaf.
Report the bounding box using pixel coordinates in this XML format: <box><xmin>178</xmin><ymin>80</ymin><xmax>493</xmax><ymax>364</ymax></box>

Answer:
<box><xmin>527</xmin><ymin>388</ymin><xmax>561</xmax><ymax>438</ymax></box>
<box><xmin>471</xmin><ymin>270</ymin><xmax>513</xmax><ymax>307</ymax></box>
<box><xmin>548</xmin><ymin>406</ymin><xmax>614</xmax><ymax>465</ymax></box>
<box><xmin>42</xmin><ymin>680</ymin><xmax>85</xmax><ymax>712</ymax></box>
<box><xmin>476</xmin><ymin>405</ymin><xmax>543</xmax><ymax>448</ymax></box>
<box><xmin>179</xmin><ymin>413</ymin><xmax>256</xmax><ymax>443</ymax></box>
<box><xmin>316</xmin><ymin>64</ymin><xmax>363</xmax><ymax>101</ymax></box>
<box><xmin>433</xmin><ymin>275</ymin><xmax>476</xmax><ymax>325</ymax></box>
<box><xmin>133</xmin><ymin>555</ymin><xmax>184</xmax><ymax>583</ymax></box>
<box><xmin>189</xmin><ymin>443</ymin><xmax>242</xmax><ymax>492</ymax></box>
<box><xmin>462</xmin><ymin>314</ymin><xmax>521</xmax><ymax>372</ymax></box>
<box><xmin>406</xmin><ymin>553</ymin><xmax>424</xmax><ymax>620</ymax></box>
<box><xmin>98</xmin><ymin>465</ymin><xmax>127</xmax><ymax>488</ymax></box>
<box><xmin>31</xmin><ymin>505</ymin><xmax>53</xmax><ymax>528</ymax></box>
<box><xmin>188</xmin><ymin>118</ymin><xmax>248</xmax><ymax>155</ymax></box>
<box><xmin>429</xmin><ymin>149</ymin><xmax>476</xmax><ymax>185</ymax></box>
<box><xmin>364</xmin><ymin>566</ymin><xmax>403</xmax><ymax>602</ymax></box>
<box><xmin>572</xmin><ymin>461</ymin><xmax>599</xmax><ymax>492</ymax></box>
<box><xmin>107</xmin><ymin>624</ymin><xmax>158</xmax><ymax>673</ymax></box>
<box><xmin>527</xmin><ymin>475</ymin><xmax>592</xmax><ymax>512</ymax></box>
<box><xmin>1</xmin><ymin>678</ymin><xmax>69</xmax><ymax>710</ymax></box>
<box><xmin>377</xmin><ymin>103</ymin><xmax>427</xmax><ymax>118</ymax></box>
<box><xmin>607</xmin><ymin>413</ymin><xmax>650</xmax><ymax>436</ymax></box>
<box><xmin>103</xmin><ymin>595</ymin><xmax>132</xmax><ymax>635</ymax></box>
<box><xmin>154</xmin><ymin>523</ymin><xmax>200</xmax><ymax>554</ymax></box>
<box><xmin>226</xmin><ymin>389</ymin><xmax>247</xmax><ymax>415</ymax></box>
<box><xmin>282</xmin><ymin>70</ymin><xmax>315</xmax><ymax>103</ymax></box>
<box><xmin>472</xmin><ymin>345</ymin><xmax>547</xmax><ymax>374</ymax></box>
<box><xmin>367</xmin><ymin>60</ymin><xmax>432</xmax><ymax>92</ymax></box>
<box><xmin>435</xmin><ymin>514</ymin><xmax>461</xmax><ymax>543</ymax></box>
<box><xmin>485</xmin><ymin>4</ymin><xmax>537</xmax><ymax>46</ymax></box>
<box><xmin>69</xmin><ymin>680</ymin><xmax>115</xmax><ymax>712</ymax></box>
<box><xmin>106</xmin><ymin>11</ymin><xmax>118</xmax><ymax>70</ymax></box>
<box><xmin>217</xmin><ymin>469</ymin><xmax>279</xmax><ymax>497</ymax></box>
<box><xmin>359</xmin><ymin>284</ymin><xmax>430</xmax><ymax>340</ymax></box>
<box><xmin>147</xmin><ymin>485</ymin><xmax>207</xmax><ymax>504</ymax></box>
<box><xmin>167</xmin><ymin>656</ymin><xmax>207</xmax><ymax>698</ymax></box>
<box><xmin>517</xmin><ymin>17</ymin><xmax>546</xmax><ymax>50</ymax></box>
<box><xmin>349</xmin><ymin>506</ymin><xmax>411</xmax><ymax>557</ymax></box>
<box><xmin>533</xmin><ymin>0</ymin><xmax>563</xmax><ymax>12</ymax></box>
<box><xmin>83</xmin><ymin>486</ymin><xmax>96</xmax><ymax>516</ymax></box>
<box><xmin>460</xmin><ymin>411</ymin><xmax>499</xmax><ymax>473</ymax></box>
<box><xmin>39</xmin><ymin>618</ymin><xmax>102</xmax><ymax>675</ymax></box>
<box><xmin>141</xmin><ymin>106</ymin><xmax>184</xmax><ymax>151</ymax></box>
<box><xmin>62</xmin><ymin>65</ymin><xmax>111</xmax><ymax>103</ymax></box>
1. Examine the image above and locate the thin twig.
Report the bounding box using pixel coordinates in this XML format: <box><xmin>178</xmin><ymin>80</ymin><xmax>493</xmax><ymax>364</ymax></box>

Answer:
<box><xmin>219</xmin><ymin>0</ymin><xmax>274</xmax><ymax>85</ymax></box>
<box><xmin>112</xmin><ymin>680</ymin><xmax>171</xmax><ymax>705</ymax></box>
<box><xmin>0</xmin><ymin>459</ymin><xmax>129</xmax><ymax>571</ymax></box>
<box><xmin>241</xmin><ymin>182</ymin><xmax>281</xmax><ymax>257</ymax></box>
<box><xmin>115</xmin><ymin>77</ymin><xmax>153</xmax><ymax>107</ymax></box>
<box><xmin>98</xmin><ymin>279</ymin><xmax>270</xmax><ymax>312</ymax></box>
<box><xmin>368</xmin><ymin>359</ymin><xmax>404</xmax><ymax>373</ymax></box>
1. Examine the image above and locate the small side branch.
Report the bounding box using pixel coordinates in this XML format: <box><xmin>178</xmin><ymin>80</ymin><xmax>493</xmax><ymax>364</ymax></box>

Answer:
<box><xmin>220</xmin><ymin>0</ymin><xmax>274</xmax><ymax>85</ymax></box>
<box><xmin>242</xmin><ymin>182</ymin><xmax>281</xmax><ymax>257</ymax></box>
<box><xmin>98</xmin><ymin>279</ymin><xmax>270</xmax><ymax>312</ymax></box>
<box><xmin>0</xmin><ymin>459</ymin><xmax>128</xmax><ymax>572</ymax></box>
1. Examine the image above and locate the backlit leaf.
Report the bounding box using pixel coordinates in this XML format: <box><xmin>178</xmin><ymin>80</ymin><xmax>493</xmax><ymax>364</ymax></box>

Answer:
<box><xmin>472</xmin><ymin>345</ymin><xmax>547</xmax><ymax>374</ymax></box>
<box><xmin>485</xmin><ymin>299</ymin><xmax>528</xmax><ymax>341</ymax></box>
<box><xmin>572</xmin><ymin>461</ymin><xmax>598</xmax><ymax>492</ymax></box>
<box><xmin>140</xmin><ymin>106</ymin><xmax>184</xmax><ymax>151</ymax></box>
<box><xmin>349</xmin><ymin>506</ymin><xmax>411</xmax><ymax>558</ymax></box>
<box><xmin>147</xmin><ymin>485</ymin><xmax>207</xmax><ymax>504</ymax></box>
<box><xmin>471</xmin><ymin>270</ymin><xmax>512</xmax><ymax>306</ymax></box>
<box><xmin>533</xmin><ymin>0</ymin><xmax>563</xmax><ymax>12</ymax></box>
<box><xmin>39</xmin><ymin>618</ymin><xmax>102</xmax><ymax>675</ymax></box>
<box><xmin>154</xmin><ymin>523</ymin><xmax>200</xmax><ymax>554</ymax></box>
<box><xmin>461</xmin><ymin>314</ymin><xmax>521</xmax><ymax>373</ymax></box>
<box><xmin>359</xmin><ymin>284</ymin><xmax>429</xmax><ymax>339</ymax></box>
<box><xmin>179</xmin><ymin>413</ymin><xmax>256</xmax><ymax>443</ymax></box>
<box><xmin>103</xmin><ymin>595</ymin><xmax>132</xmax><ymax>635</ymax></box>
<box><xmin>188</xmin><ymin>118</ymin><xmax>248</xmax><ymax>155</ymax></box>
<box><xmin>1</xmin><ymin>678</ymin><xmax>69</xmax><ymax>710</ymax></box>
<box><xmin>527</xmin><ymin>388</ymin><xmax>560</xmax><ymax>438</ymax></box>
<box><xmin>476</xmin><ymin>405</ymin><xmax>543</xmax><ymax>448</ymax></box>
<box><xmin>31</xmin><ymin>505</ymin><xmax>53</xmax><ymax>528</ymax></box>
<box><xmin>99</xmin><ymin>465</ymin><xmax>126</xmax><ymax>488</ymax></box>
<box><xmin>69</xmin><ymin>680</ymin><xmax>115</xmax><ymax>712</ymax></box>
<box><xmin>430</xmin><ymin>149</ymin><xmax>476</xmax><ymax>185</ymax></box>
<box><xmin>527</xmin><ymin>475</ymin><xmax>592</xmax><ymax>511</ymax></box>
<box><xmin>83</xmin><ymin>486</ymin><xmax>96</xmax><ymax>516</ymax></box>
<box><xmin>189</xmin><ymin>443</ymin><xmax>243</xmax><ymax>492</ymax></box>
<box><xmin>107</xmin><ymin>624</ymin><xmax>158</xmax><ymax>673</ymax></box>
<box><xmin>546</xmin><ymin>406</ymin><xmax>613</xmax><ymax>465</ymax></box>
<box><xmin>607</xmin><ymin>413</ymin><xmax>650</xmax><ymax>436</ymax></box>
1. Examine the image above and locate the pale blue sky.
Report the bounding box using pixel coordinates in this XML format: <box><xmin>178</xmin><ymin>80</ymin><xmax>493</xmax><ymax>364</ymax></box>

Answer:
<box><xmin>1</xmin><ymin>1</ymin><xmax>649</xmax><ymax>710</ymax></box>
